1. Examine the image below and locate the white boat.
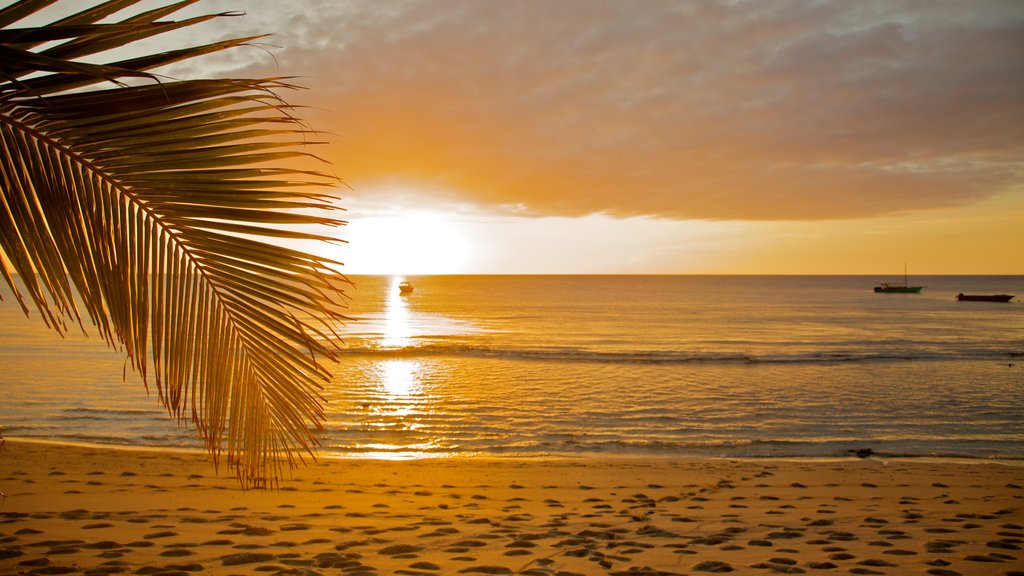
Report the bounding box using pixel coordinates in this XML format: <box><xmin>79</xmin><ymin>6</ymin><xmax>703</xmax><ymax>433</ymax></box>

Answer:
<box><xmin>874</xmin><ymin>264</ymin><xmax>923</xmax><ymax>293</ymax></box>
<box><xmin>398</xmin><ymin>281</ymin><xmax>414</xmax><ymax>295</ymax></box>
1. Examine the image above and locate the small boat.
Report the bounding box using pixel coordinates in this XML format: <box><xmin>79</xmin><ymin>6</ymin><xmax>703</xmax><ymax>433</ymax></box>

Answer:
<box><xmin>874</xmin><ymin>283</ymin><xmax>923</xmax><ymax>294</ymax></box>
<box><xmin>398</xmin><ymin>281</ymin><xmax>414</xmax><ymax>295</ymax></box>
<box><xmin>874</xmin><ymin>264</ymin><xmax>923</xmax><ymax>293</ymax></box>
<box><xmin>957</xmin><ymin>293</ymin><xmax>1014</xmax><ymax>302</ymax></box>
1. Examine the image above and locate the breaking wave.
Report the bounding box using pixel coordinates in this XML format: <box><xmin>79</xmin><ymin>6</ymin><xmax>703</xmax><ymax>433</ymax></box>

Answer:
<box><xmin>337</xmin><ymin>341</ymin><xmax>1020</xmax><ymax>365</ymax></box>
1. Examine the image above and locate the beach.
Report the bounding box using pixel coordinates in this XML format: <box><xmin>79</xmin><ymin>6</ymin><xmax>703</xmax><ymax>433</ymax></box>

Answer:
<box><xmin>1</xmin><ymin>440</ymin><xmax>1021</xmax><ymax>575</ymax></box>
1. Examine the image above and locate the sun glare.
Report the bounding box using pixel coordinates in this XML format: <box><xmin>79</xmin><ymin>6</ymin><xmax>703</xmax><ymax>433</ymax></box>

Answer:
<box><xmin>345</xmin><ymin>212</ymin><xmax>471</xmax><ymax>274</ymax></box>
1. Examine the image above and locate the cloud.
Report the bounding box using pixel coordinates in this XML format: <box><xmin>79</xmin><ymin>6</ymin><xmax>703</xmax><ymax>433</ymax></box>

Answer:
<box><xmin>166</xmin><ymin>0</ymin><xmax>1024</xmax><ymax>220</ymax></box>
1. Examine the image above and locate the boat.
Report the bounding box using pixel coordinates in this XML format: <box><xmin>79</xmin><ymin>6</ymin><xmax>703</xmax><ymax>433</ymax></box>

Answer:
<box><xmin>874</xmin><ymin>283</ymin><xmax>923</xmax><ymax>294</ymax></box>
<box><xmin>398</xmin><ymin>281</ymin><xmax>414</xmax><ymax>295</ymax></box>
<box><xmin>874</xmin><ymin>265</ymin><xmax>923</xmax><ymax>293</ymax></box>
<box><xmin>957</xmin><ymin>293</ymin><xmax>1014</xmax><ymax>302</ymax></box>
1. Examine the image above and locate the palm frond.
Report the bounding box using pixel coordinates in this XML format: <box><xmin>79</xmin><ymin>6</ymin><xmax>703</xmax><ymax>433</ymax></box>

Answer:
<box><xmin>0</xmin><ymin>0</ymin><xmax>348</xmax><ymax>487</ymax></box>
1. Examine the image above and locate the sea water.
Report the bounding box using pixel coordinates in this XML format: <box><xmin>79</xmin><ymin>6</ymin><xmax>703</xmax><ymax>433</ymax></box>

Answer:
<box><xmin>1</xmin><ymin>275</ymin><xmax>1022</xmax><ymax>460</ymax></box>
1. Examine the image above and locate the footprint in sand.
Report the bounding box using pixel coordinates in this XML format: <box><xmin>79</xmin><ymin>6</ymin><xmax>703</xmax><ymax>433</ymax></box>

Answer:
<box><xmin>693</xmin><ymin>560</ymin><xmax>734</xmax><ymax>572</ymax></box>
<box><xmin>378</xmin><ymin>544</ymin><xmax>424</xmax><ymax>556</ymax></box>
<box><xmin>219</xmin><ymin>552</ymin><xmax>275</xmax><ymax>566</ymax></box>
<box><xmin>81</xmin><ymin>540</ymin><xmax>121</xmax><ymax>550</ymax></box>
<box><xmin>457</xmin><ymin>566</ymin><xmax>513</xmax><ymax>574</ymax></box>
<box><xmin>45</xmin><ymin>545</ymin><xmax>81</xmax><ymax>555</ymax></box>
<box><xmin>161</xmin><ymin>562</ymin><xmax>204</xmax><ymax>573</ymax></box>
<box><xmin>882</xmin><ymin>549</ymin><xmax>917</xmax><ymax>556</ymax></box>
<box><xmin>420</xmin><ymin>527</ymin><xmax>460</xmax><ymax>538</ymax></box>
<box><xmin>158</xmin><ymin>548</ymin><xmax>195</xmax><ymax>557</ymax></box>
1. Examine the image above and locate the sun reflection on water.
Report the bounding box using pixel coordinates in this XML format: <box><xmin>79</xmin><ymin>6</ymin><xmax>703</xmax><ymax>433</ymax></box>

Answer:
<box><xmin>382</xmin><ymin>277</ymin><xmax>412</xmax><ymax>348</ymax></box>
<box><xmin>371</xmin><ymin>278</ymin><xmax>430</xmax><ymax>449</ymax></box>
<box><xmin>379</xmin><ymin>359</ymin><xmax>419</xmax><ymax>406</ymax></box>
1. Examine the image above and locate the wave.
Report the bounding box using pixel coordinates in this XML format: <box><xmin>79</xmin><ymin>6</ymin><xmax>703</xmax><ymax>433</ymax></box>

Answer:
<box><xmin>320</xmin><ymin>437</ymin><xmax>1024</xmax><ymax>461</ymax></box>
<box><xmin>550</xmin><ymin>438</ymin><xmax>1023</xmax><ymax>459</ymax></box>
<box><xmin>337</xmin><ymin>342</ymin><xmax>1021</xmax><ymax>365</ymax></box>
<box><xmin>5</xmin><ymin>432</ymin><xmax>197</xmax><ymax>448</ymax></box>
<box><xmin>60</xmin><ymin>408</ymin><xmax>166</xmax><ymax>421</ymax></box>
<box><xmin>63</xmin><ymin>408</ymin><xmax>163</xmax><ymax>416</ymax></box>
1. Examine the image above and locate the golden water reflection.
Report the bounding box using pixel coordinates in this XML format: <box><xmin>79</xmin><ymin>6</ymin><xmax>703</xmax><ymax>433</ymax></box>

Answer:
<box><xmin>381</xmin><ymin>276</ymin><xmax>412</xmax><ymax>348</ymax></box>
<box><xmin>379</xmin><ymin>359</ymin><xmax>420</xmax><ymax>408</ymax></box>
<box><xmin>374</xmin><ymin>277</ymin><xmax>427</xmax><ymax>430</ymax></box>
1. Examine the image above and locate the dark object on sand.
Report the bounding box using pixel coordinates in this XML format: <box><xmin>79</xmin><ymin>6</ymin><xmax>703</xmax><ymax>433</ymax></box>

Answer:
<box><xmin>851</xmin><ymin>448</ymin><xmax>874</xmax><ymax>459</ymax></box>
<box><xmin>956</xmin><ymin>293</ymin><xmax>1014</xmax><ymax>303</ymax></box>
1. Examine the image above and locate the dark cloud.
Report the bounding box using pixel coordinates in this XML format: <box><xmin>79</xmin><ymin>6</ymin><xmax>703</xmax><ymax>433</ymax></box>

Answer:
<box><xmin>190</xmin><ymin>0</ymin><xmax>1024</xmax><ymax>220</ymax></box>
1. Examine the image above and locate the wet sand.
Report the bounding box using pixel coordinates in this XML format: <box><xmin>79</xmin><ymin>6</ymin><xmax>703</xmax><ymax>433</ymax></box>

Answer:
<box><xmin>0</xmin><ymin>440</ymin><xmax>1021</xmax><ymax>575</ymax></box>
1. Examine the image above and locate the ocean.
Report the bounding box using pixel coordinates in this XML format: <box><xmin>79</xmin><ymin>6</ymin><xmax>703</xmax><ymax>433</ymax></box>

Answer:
<box><xmin>1</xmin><ymin>275</ymin><xmax>1022</xmax><ymax>460</ymax></box>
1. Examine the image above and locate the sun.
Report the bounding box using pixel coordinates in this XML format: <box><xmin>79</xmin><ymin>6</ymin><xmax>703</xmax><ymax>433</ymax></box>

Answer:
<box><xmin>344</xmin><ymin>211</ymin><xmax>471</xmax><ymax>275</ymax></box>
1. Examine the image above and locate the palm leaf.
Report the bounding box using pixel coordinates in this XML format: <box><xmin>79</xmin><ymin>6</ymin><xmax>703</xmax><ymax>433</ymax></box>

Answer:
<box><xmin>0</xmin><ymin>0</ymin><xmax>348</xmax><ymax>487</ymax></box>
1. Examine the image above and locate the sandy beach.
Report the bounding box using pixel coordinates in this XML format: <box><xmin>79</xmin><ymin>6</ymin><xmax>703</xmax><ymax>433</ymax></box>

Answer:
<box><xmin>0</xmin><ymin>440</ymin><xmax>1021</xmax><ymax>576</ymax></box>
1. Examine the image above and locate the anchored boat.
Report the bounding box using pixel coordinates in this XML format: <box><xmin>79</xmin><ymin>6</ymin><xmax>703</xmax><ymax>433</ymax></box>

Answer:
<box><xmin>874</xmin><ymin>265</ymin><xmax>923</xmax><ymax>293</ymax></box>
<box><xmin>956</xmin><ymin>293</ymin><xmax>1014</xmax><ymax>303</ymax></box>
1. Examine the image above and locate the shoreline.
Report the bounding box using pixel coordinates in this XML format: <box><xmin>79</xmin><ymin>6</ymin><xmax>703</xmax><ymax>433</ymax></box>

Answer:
<box><xmin>2</xmin><ymin>440</ymin><xmax>1022</xmax><ymax>575</ymax></box>
<box><xmin>5</xmin><ymin>435</ymin><xmax>1024</xmax><ymax>467</ymax></box>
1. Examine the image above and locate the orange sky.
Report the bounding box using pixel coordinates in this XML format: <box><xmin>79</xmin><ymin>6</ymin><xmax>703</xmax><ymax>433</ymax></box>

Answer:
<box><xmin>105</xmin><ymin>2</ymin><xmax>1024</xmax><ymax>272</ymax></box>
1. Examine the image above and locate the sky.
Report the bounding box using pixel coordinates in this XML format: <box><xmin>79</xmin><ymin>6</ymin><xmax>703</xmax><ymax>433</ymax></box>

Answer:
<box><xmin>59</xmin><ymin>1</ymin><xmax>1024</xmax><ymax>273</ymax></box>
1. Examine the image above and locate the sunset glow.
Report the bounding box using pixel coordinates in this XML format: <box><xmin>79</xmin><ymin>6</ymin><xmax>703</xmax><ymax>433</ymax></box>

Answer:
<box><xmin>182</xmin><ymin>0</ymin><xmax>1022</xmax><ymax>275</ymax></box>
<box><xmin>343</xmin><ymin>211</ymin><xmax>471</xmax><ymax>275</ymax></box>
